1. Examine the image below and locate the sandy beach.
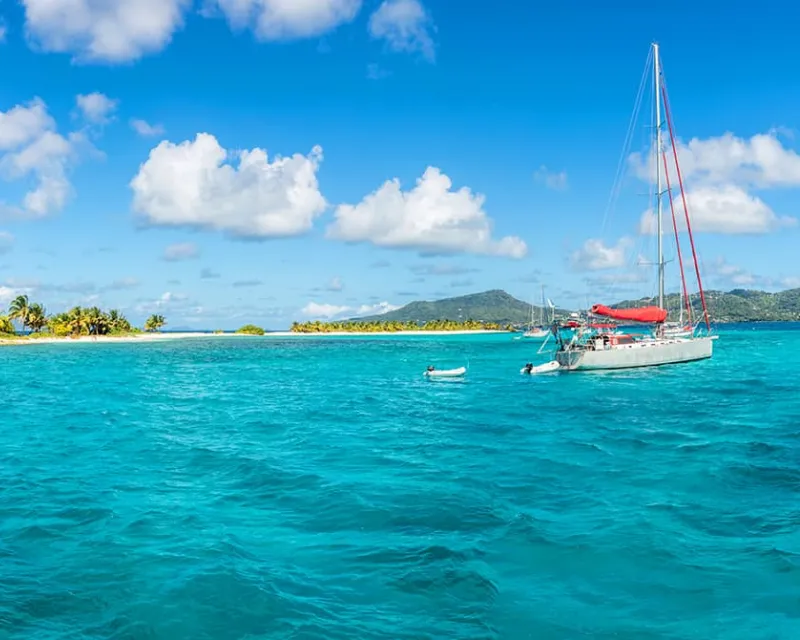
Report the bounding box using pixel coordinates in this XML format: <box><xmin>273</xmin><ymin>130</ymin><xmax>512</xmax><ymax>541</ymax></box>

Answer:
<box><xmin>0</xmin><ymin>330</ymin><xmax>506</xmax><ymax>346</ymax></box>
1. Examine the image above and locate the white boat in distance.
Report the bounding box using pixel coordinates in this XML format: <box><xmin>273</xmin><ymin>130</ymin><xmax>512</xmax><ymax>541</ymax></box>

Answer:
<box><xmin>522</xmin><ymin>285</ymin><xmax>554</xmax><ymax>340</ymax></box>
<box><xmin>554</xmin><ymin>43</ymin><xmax>715</xmax><ymax>372</ymax></box>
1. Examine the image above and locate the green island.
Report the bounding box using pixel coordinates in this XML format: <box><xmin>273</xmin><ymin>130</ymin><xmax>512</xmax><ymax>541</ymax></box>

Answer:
<box><xmin>235</xmin><ymin>324</ymin><xmax>266</xmax><ymax>335</ymax></box>
<box><xmin>0</xmin><ymin>295</ymin><xmax>166</xmax><ymax>340</ymax></box>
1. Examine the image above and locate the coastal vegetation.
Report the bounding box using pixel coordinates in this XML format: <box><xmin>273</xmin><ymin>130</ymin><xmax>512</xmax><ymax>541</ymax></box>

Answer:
<box><xmin>236</xmin><ymin>324</ymin><xmax>265</xmax><ymax>335</ymax></box>
<box><xmin>1</xmin><ymin>295</ymin><xmax>164</xmax><ymax>339</ymax></box>
<box><xmin>290</xmin><ymin>319</ymin><xmax>504</xmax><ymax>333</ymax></box>
<box><xmin>615</xmin><ymin>289</ymin><xmax>800</xmax><ymax>323</ymax></box>
<box><xmin>144</xmin><ymin>314</ymin><xmax>166</xmax><ymax>332</ymax></box>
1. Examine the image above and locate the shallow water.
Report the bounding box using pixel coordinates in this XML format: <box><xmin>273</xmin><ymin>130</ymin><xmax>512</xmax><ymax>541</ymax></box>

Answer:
<box><xmin>1</xmin><ymin>326</ymin><xmax>799</xmax><ymax>639</ymax></box>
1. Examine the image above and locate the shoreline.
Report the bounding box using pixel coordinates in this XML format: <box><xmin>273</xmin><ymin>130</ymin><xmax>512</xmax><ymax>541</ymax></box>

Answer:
<box><xmin>0</xmin><ymin>330</ymin><xmax>506</xmax><ymax>346</ymax></box>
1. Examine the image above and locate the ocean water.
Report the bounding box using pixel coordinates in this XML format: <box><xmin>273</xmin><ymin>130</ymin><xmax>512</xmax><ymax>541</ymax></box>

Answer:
<box><xmin>1</xmin><ymin>325</ymin><xmax>798</xmax><ymax>639</ymax></box>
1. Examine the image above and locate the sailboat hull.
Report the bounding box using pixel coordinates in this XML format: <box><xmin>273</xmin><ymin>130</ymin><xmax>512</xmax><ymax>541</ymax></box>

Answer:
<box><xmin>522</xmin><ymin>329</ymin><xmax>549</xmax><ymax>339</ymax></box>
<box><xmin>556</xmin><ymin>336</ymin><xmax>714</xmax><ymax>371</ymax></box>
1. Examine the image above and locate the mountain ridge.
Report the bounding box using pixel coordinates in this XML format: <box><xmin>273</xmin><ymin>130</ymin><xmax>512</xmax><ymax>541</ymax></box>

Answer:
<box><xmin>353</xmin><ymin>288</ymin><xmax>800</xmax><ymax>324</ymax></box>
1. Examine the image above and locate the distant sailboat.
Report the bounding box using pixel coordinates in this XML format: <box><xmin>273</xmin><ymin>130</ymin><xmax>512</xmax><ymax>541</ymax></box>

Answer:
<box><xmin>522</xmin><ymin>285</ymin><xmax>551</xmax><ymax>339</ymax></box>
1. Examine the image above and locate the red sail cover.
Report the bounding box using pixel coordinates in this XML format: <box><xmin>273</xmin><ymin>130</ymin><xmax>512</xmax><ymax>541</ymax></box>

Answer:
<box><xmin>591</xmin><ymin>304</ymin><xmax>668</xmax><ymax>324</ymax></box>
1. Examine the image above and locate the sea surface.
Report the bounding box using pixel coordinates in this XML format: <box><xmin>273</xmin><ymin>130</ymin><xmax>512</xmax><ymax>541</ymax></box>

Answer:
<box><xmin>1</xmin><ymin>324</ymin><xmax>799</xmax><ymax>639</ymax></box>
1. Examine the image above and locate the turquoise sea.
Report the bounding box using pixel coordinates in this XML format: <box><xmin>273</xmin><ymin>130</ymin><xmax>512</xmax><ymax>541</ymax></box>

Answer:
<box><xmin>1</xmin><ymin>324</ymin><xmax>798</xmax><ymax>639</ymax></box>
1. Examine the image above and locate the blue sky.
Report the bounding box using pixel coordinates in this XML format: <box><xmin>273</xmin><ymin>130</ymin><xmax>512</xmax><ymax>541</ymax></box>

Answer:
<box><xmin>1</xmin><ymin>0</ymin><xmax>799</xmax><ymax>329</ymax></box>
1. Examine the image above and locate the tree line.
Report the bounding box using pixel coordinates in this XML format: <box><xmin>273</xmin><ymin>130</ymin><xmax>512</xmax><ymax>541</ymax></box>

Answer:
<box><xmin>0</xmin><ymin>295</ymin><xmax>167</xmax><ymax>337</ymax></box>
<box><xmin>290</xmin><ymin>319</ymin><xmax>506</xmax><ymax>333</ymax></box>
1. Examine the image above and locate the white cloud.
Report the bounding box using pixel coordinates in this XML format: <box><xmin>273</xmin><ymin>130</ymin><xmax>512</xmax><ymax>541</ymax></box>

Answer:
<box><xmin>638</xmin><ymin>185</ymin><xmax>796</xmax><ymax>235</ymax></box>
<box><xmin>76</xmin><ymin>92</ymin><xmax>118</xmax><ymax>124</ymax></box>
<box><xmin>368</xmin><ymin>0</ymin><xmax>434</xmax><ymax>61</ymax></box>
<box><xmin>571</xmin><ymin>237</ymin><xmax>631</xmax><ymax>271</ymax></box>
<box><xmin>135</xmin><ymin>290</ymin><xmax>190</xmax><ymax>315</ymax></box>
<box><xmin>705</xmin><ymin>258</ymin><xmax>768</xmax><ymax>288</ymax></box>
<box><xmin>301</xmin><ymin>299</ymin><xmax>399</xmax><ymax>319</ymax></box>
<box><xmin>630</xmin><ymin>131</ymin><xmax>800</xmax><ymax>189</ymax></box>
<box><xmin>534</xmin><ymin>165</ymin><xmax>568</xmax><ymax>191</ymax></box>
<box><xmin>130</xmin><ymin>119</ymin><xmax>165</xmax><ymax>137</ymax></box>
<box><xmin>629</xmin><ymin>130</ymin><xmax>800</xmax><ymax>235</ymax></box>
<box><xmin>0</xmin><ymin>231</ymin><xmax>13</xmax><ymax>254</ymax></box>
<box><xmin>326</xmin><ymin>276</ymin><xmax>343</xmax><ymax>291</ymax></box>
<box><xmin>355</xmin><ymin>301</ymin><xmax>398</xmax><ymax>316</ymax></box>
<box><xmin>163</xmin><ymin>242</ymin><xmax>199</xmax><ymax>261</ymax></box>
<box><xmin>21</xmin><ymin>0</ymin><xmax>190</xmax><ymax>63</ymax></box>
<box><xmin>780</xmin><ymin>276</ymin><xmax>800</xmax><ymax>289</ymax></box>
<box><xmin>212</xmin><ymin>0</ymin><xmax>362</xmax><ymax>40</ymax></box>
<box><xmin>0</xmin><ymin>285</ymin><xmax>22</xmax><ymax>304</ymax></box>
<box><xmin>0</xmin><ymin>23</ymin><xmax>7</xmax><ymax>43</ymax></box>
<box><xmin>131</xmin><ymin>133</ymin><xmax>327</xmax><ymax>238</ymax></box>
<box><xmin>328</xmin><ymin>167</ymin><xmax>526</xmax><ymax>258</ymax></box>
<box><xmin>301</xmin><ymin>301</ymin><xmax>350</xmax><ymax>318</ymax></box>
<box><xmin>0</xmin><ymin>98</ymin><xmax>82</xmax><ymax>218</ymax></box>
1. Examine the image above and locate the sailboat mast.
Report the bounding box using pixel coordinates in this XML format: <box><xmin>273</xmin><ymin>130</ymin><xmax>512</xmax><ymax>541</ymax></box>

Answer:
<box><xmin>653</xmin><ymin>43</ymin><xmax>665</xmax><ymax>310</ymax></box>
<box><xmin>540</xmin><ymin>285</ymin><xmax>545</xmax><ymax>325</ymax></box>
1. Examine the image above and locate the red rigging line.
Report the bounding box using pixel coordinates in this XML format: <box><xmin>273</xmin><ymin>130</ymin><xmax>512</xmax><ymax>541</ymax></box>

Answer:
<box><xmin>660</xmin><ymin>146</ymin><xmax>693</xmax><ymax>325</ymax></box>
<box><xmin>660</xmin><ymin>77</ymin><xmax>711</xmax><ymax>330</ymax></box>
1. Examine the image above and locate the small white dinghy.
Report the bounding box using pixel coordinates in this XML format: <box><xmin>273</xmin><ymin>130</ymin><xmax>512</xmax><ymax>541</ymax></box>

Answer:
<box><xmin>520</xmin><ymin>361</ymin><xmax>560</xmax><ymax>375</ymax></box>
<box><xmin>424</xmin><ymin>366</ymin><xmax>467</xmax><ymax>378</ymax></box>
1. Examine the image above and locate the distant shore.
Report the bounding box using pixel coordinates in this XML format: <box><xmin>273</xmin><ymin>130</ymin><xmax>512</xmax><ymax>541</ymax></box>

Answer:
<box><xmin>0</xmin><ymin>329</ymin><xmax>506</xmax><ymax>346</ymax></box>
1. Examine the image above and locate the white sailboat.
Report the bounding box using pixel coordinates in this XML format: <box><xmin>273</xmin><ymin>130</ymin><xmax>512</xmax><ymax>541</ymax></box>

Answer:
<box><xmin>522</xmin><ymin>285</ymin><xmax>551</xmax><ymax>339</ymax></box>
<box><xmin>553</xmin><ymin>43</ymin><xmax>716</xmax><ymax>372</ymax></box>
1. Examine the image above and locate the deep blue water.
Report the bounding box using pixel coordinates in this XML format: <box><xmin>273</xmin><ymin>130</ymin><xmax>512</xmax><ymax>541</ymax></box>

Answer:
<box><xmin>1</xmin><ymin>325</ymin><xmax>799</xmax><ymax>639</ymax></box>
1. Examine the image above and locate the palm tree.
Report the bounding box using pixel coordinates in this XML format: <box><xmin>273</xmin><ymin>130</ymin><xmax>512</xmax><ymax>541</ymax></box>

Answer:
<box><xmin>8</xmin><ymin>294</ymin><xmax>30</xmax><ymax>332</ymax></box>
<box><xmin>26</xmin><ymin>303</ymin><xmax>48</xmax><ymax>333</ymax></box>
<box><xmin>107</xmin><ymin>309</ymin><xmax>131</xmax><ymax>333</ymax></box>
<box><xmin>0</xmin><ymin>315</ymin><xmax>13</xmax><ymax>334</ymax></box>
<box><xmin>144</xmin><ymin>314</ymin><xmax>166</xmax><ymax>332</ymax></box>
<box><xmin>66</xmin><ymin>306</ymin><xmax>88</xmax><ymax>337</ymax></box>
<box><xmin>85</xmin><ymin>306</ymin><xmax>108</xmax><ymax>336</ymax></box>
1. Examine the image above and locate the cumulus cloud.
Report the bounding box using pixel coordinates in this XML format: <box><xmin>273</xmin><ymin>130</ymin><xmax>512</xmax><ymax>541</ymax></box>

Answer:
<box><xmin>571</xmin><ymin>238</ymin><xmax>632</xmax><ymax>271</ymax></box>
<box><xmin>21</xmin><ymin>0</ymin><xmax>190</xmax><ymax>63</ymax></box>
<box><xmin>131</xmin><ymin>133</ymin><xmax>327</xmax><ymax>238</ymax></box>
<box><xmin>630</xmin><ymin>131</ymin><xmax>800</xmax><ymax>189</ymax></box>
<box><xmin>368</xmin><ymin>0</ymin><xmax>435</xmax><ymax>61</ymax></box>
<box><xmin>0</xmin><ymin>98</ymin><xmax>84</xmax><ymax>218</ymax></box>
<box><xmin>533</xmin><ymin>165</ymin><xmax>568</xmax><ymax>191</ymax></box>
<box><xmin>638</xmin><ymin>185</ymin><xmax>796</xmax><ymax>235</ymax></box>
<box><xmin>76</xmin><ymin>92</ymin><xmax>118</xmax><ymax>124</ymax></box>
<box><xmin>211</xmin><ymin>0</ymin><xmax>362</xmax><ymax>40</ymax></box>
<box><xmin>301</xmin><ymin>299</ymin><xmax>399</xmax><ymax>319</ymax></box>
<box><xmin>328</xmin><ymin>167</ymin><xmax>526</xmax><ymax>258</ymax></box>
<box><xmin>162</xmin><ymin>242</ymin><xmax>199</xmax><ymax>261</ymax></box>
<box><xmin>629</xmin><ymin>130</ymin><xmax>800</xmax><ymax>234</ymax></box>
<box><xmin>130</xmin><ymin>119</ymin><xmax>165</xmax><ymax>137</ymax></box>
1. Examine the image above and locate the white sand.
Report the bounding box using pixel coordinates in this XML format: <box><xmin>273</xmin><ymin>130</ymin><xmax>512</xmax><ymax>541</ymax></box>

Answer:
<box><xmin>0</xmin><ymin>329</ymin><xmax>505</xmax><ymax>346</ymax></box>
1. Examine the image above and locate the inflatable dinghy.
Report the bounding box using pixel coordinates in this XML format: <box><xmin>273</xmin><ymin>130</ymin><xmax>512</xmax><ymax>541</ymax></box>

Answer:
<box><xmin>520</xmin><ymin>361</ymin><xmax>560</xmax><ymax>375</ymax></box>
<box><xmin>424</xmin><ymin>366</ymin><xmax>467</xmax><ymax>378</ymax></box>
